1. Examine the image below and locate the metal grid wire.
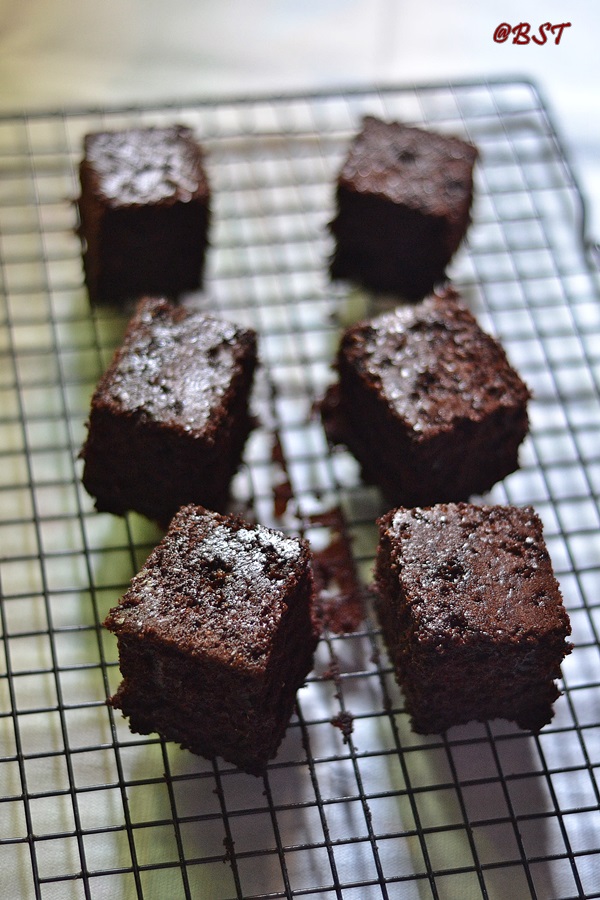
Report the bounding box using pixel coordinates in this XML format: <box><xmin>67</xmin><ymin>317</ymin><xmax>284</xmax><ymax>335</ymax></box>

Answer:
<box><xmin>1</xmin><ymin>80</ymin><xmax>599</xmax><ymax>900</ymax></box>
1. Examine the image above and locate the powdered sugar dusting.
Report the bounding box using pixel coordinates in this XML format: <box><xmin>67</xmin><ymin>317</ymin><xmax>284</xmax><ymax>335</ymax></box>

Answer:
<box><xmin>355</xmin><ymin>293</ymin><xmax>529</xmax><ymax>432</ymax></box>
<box><xmin>110</xmin><ymin>507</ymin><xmax>306</xmax><ymax>665</ymax></box>
<box><xmin>102</xmin><ymin>301</ymin><xmax>246</xmax><ymax>432</ymax></box>
<box><xmin>86</xmin><ymin>126</ymin><xmax>204</xmax><ymax>205</ymax></box>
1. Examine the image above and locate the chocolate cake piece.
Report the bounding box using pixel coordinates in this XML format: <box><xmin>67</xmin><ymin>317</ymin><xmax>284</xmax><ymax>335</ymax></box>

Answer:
<box><xmin>375</xmin><ymin>502</ymin><xmax>572</xmax><ymax>733</ymax></box>
<box><xmin>329</xmin><ymin>115</ymin><xmax>478</xmax><ymax>299</ymax></box>
<box><xmin>104</xmin><ymin>504</ymin><xmax>319</xmax><ymax>774</ymax></box>
<box><xmin>80</xmin><ymin>297</ymin><xmax>257</xmax><ymax>525</ymax></box>
<box><xmin>78</xmin><ymin>124</ymin><xmax>210</xmax><ymax>304</ymax></box>
<box><xmin>321</xmin><ymin>288</ymin><xmax>530</xmax><ymax>507</ymax></box>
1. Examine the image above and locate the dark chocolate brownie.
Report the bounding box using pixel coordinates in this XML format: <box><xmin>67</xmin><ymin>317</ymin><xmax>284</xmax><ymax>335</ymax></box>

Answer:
<box><xmin>321</xmin><ymin>288</ymin><xmax>530</xmax><ymax>507</ymax></box>
<box><xmin>104</xmin><ymin>504</ymin><xmax>319</xmax><ymax>774</ymax></box>
<box><xmin>78</xmin><ymin>125</ymin><xmax>210</xmax><ymax>304</ymax></box>
<box><xmin>375</xmin><ymin>502</ymin><xmax>572</xmax><ymax>733</ymax></box>
<box><xmin>329</xmin><ymin>115</ymin><xmax>478</xmax><ymax>299</ymax></box>
<box><xmin>80</xmin><ymin>297</ymin><xmax>257</xmax><ymax>525</ymax></box>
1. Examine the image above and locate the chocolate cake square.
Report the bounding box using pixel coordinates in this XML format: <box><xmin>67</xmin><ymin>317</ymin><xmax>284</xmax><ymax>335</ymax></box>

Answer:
<box><xmin>375</xmin><ymin>502</ymin><xmax>572</xmax><ymax>733</ymax></box>
<box><xmin>321</xmin><ymin>288</ymin><xmax>530</xmax><ymax>507</ymax></box>
<box><xmin>104</xmin><ymin>505</ymin><xmax>319</xmax><ymax>774</ymax></box>
<box><xmin>80</xmin><ymin>297</ymin><xmax>257</xmax><ymax>525</ymax></box>
<box><xmin>329</xmin><ymin>115</ymin><xmax>478</xmax><ymax>299</ymax></box>
<box><xmin>78</xmin><ymin>124</ymin><xmax>210</xmax><ymax>304</ymax></box>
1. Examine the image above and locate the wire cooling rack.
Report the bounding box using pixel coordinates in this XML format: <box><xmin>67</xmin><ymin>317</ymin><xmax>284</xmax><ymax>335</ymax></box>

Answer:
<box><xmin>1</xmin><ymin>80</ymin><xmax>599</xmax><ymax>900</ymax></box>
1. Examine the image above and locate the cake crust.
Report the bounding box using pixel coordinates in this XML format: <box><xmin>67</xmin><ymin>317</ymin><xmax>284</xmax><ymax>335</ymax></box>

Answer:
<box><xmin>78</xmin><ymin>124</ymin><xmax>211</xmax><ymax>304</ymax></box>
<box><xmin>321</xmin><ymin>288</ymin><xmax>530</xmax><ymax>506</ymax></box>
<box><xmin>375</xmin><ymin>502</ymin><xmax>572</xmax><ymax>733</ymax></box>
<box><xmin>104</xmin><ymin>505</ymin><xmax>319</xmax><ymax>774</ymax></box>
<box><xmin>80</xmin><ymin>297</ymin><xmax>257</xmax><ymax>524</ymax></box>
<box><xmin>329</xmin><ymin>116</ymin><xmax>478</xmax><ymax>298</ymax></box>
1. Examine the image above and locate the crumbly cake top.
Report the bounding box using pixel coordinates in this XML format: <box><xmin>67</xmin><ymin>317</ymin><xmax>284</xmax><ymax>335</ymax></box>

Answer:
<box><xmin>338</xmin><ymin>115</ymin><xmax>477</xmax><ymax>217</ymax></box>
<box><xmin>104</xmin><ymin>505</ymin><xmax>308</xmax><ymax>668</ymax></box>
<box><xmin>93</xmin><ymin>297</ymin><xmax>256</xmax><ymax>437</ymax></box>
<box><xmin>340</xmin><ymin>289</ymin><xmax>530</xmax><ymax>436</ymax></box>
<box><xmin>82</xmin><ymin>125</ymin><xmax>209</xmax><ymax>206</ymax></box>
<box><xmin>379</xmin><ymin>502</ymin><xmax>571</xmax><ymax>646</ymax></box>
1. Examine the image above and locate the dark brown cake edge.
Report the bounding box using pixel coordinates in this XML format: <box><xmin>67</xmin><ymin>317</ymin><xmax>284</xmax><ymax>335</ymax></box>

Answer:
<box><xmin>374</xmin><ymin>504</ymin><xmax>573</xmax><ymax>735</ymax></box>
